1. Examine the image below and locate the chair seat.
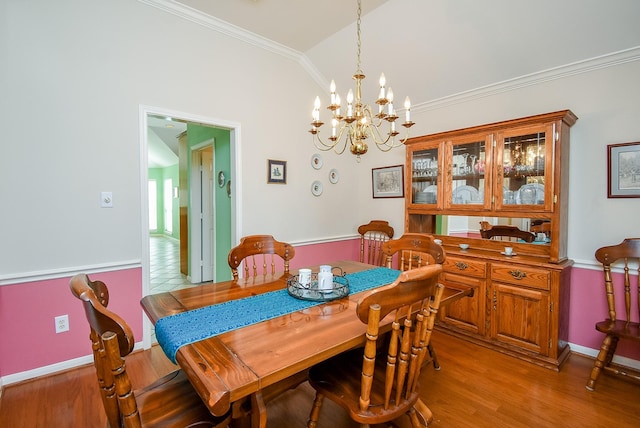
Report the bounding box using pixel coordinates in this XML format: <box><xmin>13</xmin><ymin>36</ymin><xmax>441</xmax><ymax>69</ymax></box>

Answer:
<box><xmin>595</xmin><ymin>319</ymin><xmax>640</xmax><ymax>341</ymax></box>
<box><xmin>308</xmin><ymin>349</ymin><xmax>422</xmax><ymax>424</ymax></box>
<box><xmin>136</xmin><ymin>369</ymin><xmax>230</xmax><ymax>427</ymax></box>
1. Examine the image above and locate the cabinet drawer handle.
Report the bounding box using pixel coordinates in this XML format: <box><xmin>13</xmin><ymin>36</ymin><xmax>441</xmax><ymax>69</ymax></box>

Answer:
<box><xmin>454</xmin><ymin>261</ymin><xmax>468</xmax><ymax>270</ymax></box>
<box><xmin>509</xmin><ymin>269</ymin><xmax>527</xmax><ymax>279</ymax></box>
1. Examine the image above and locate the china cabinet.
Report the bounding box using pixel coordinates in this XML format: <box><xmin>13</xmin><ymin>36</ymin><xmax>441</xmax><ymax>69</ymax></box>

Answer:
<box><xmin>404</xmin><ymin>110</ymin><xmax>577</xmax><ymax>370</ymax></box>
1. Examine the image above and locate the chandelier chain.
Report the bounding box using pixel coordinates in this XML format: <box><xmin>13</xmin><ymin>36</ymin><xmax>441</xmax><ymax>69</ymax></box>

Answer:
<box><xmin>356</xmin><ymin>0</ymin><xmax>362</xmax><ymax>74</ymax></box>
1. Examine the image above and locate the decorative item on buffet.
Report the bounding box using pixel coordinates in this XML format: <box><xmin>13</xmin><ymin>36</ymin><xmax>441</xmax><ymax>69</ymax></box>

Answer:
<box><xmin>412</xmin><ymin>158</ymin><xmax>438</xmax><ymax>177</ymax></box>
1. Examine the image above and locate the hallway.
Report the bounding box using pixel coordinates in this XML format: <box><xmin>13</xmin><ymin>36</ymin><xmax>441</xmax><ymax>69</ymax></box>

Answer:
<box><xmin>149</xmin><ymin>235</ymin><xmax>197</xmax><ymax>293</ymax></box>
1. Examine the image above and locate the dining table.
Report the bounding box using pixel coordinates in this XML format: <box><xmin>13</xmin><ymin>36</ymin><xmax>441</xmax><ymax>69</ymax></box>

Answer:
<box><xmin>140</xmin><ymin>260</ymin><xmax>473</xmax><ymax>427</ymax></box>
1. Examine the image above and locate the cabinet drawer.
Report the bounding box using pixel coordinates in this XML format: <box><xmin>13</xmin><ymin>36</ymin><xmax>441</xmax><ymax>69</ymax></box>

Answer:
<box><xmin>490</xmin><ymin>263</ymin><xmax>550</xmax><ymax>290</ymax></box>
<box><xmin>443</xmin><ymin>256</ymin><xmax>487</xmax><ymax>278</ymax></box>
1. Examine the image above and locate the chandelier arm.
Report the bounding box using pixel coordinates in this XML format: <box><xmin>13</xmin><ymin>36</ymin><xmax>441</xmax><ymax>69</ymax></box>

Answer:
<box><xmin>312</xmin><ymin>134</ymin><xmax>347</xmax><ymax>154</ymax></box>
<box><xmin>366</xmin><ymin>123</ymin><xmax>393</xmax><ymax>147</ymax></box>
<box><xmin>312</xmin><ymin>122</ymin><xmax>355</xmax><ymax>155</ymax></box>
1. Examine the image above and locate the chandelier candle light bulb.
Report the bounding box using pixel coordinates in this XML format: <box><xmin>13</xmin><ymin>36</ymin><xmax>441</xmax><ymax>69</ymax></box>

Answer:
<box><xmin>405</xmin><ymin>97</ymin><xmax>411</xmax><ymax>122</ymax></box>
<box><xmin>378</xmin><ymin>73</ymin><xmax>386</xmax><ymax>99</ymax></box>
<box><xmin>308</xmin><ymin>0</ymin><xmax>415</xmax><ymax>160</ymax></box>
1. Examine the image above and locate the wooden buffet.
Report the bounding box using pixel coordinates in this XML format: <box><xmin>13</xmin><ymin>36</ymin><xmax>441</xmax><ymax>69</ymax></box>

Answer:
<box><xmin>404</xmin><ymin>110</ymin><xmax>577</xmax><ymax>370</ymax></box>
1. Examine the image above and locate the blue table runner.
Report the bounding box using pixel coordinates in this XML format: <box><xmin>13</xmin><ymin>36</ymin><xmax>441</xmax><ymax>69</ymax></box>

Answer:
<box><xmin>155</xmin><ymin>267</ymin><xmax>400</xmax><ymax>363</ymax></box>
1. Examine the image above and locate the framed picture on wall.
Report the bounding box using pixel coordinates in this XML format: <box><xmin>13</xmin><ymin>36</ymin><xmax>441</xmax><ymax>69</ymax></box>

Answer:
<box><xmin>372</xmin><ymin>165</ymin><xmax>404</xmax><ymax>198</ymax></box>
<box><xmin>607</xmin><ymin>142</ymin><xmax>640</xmax><ymax>198</ymax></box>
<box><xmin>267</xmin><ymin>159</ymin><xmax>287</xmax><ymax>184</ymax></box>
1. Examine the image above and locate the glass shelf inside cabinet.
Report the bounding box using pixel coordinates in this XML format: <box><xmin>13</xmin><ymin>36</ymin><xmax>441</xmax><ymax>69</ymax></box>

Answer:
<box><xmin>502</xmin><ymin>132</ymin><xmax>546</xmax><ymax>206</ymax></box>
<box><xmin>412</xmin><ymin>148</ymin><xmax>439</xmax><ymax>204</ymax></box>
<box><xmin>450</xmin><ymin>140</ymin><xmax>487</xmax><ymax>205</ymax></box>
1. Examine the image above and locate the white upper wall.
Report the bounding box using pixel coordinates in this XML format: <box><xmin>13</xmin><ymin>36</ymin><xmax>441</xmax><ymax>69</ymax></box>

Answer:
<box><xmin>1</xmin><ymin>0</ymin><xmax>639</xmax><ymax>279</ymax></box>
<box><xmin>306</xmin><ymin>0</ymin><xmax>640</xmax><ymax>107</ymax></box>
<box><xmin>1</xmin><ymin>0</ymin><xmax>336</xmax><ymax>276</ymax></box>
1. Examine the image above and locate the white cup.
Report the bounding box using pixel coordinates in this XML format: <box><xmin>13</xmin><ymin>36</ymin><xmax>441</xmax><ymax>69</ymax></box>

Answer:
<box><xmin>298</xmin><ymin>268</ymin><xmax>312</xmax><ymax>287</ymax></box>
<box><xmin>317</xmin><ymin>271</ymin><xmax>333</xmax><ymax>292</ymax></box>
<box><xmin>537</xmin><ymin>233</ymin><xmax>546</xmax><ymax>242</ymax></box>
<box><xmin>319</xmin><ymin>265</ymin><xmax>332</xmax><ymax>273</ymax></box>
<box><xmin>434</xmin><ymin>239</ymin><xmax>443</xmax><ymax>245</ymax></box>
<box><xmin>504</xmin><ymin>247</ymin><xmax>513</xmax><ymax>255</ymax></box>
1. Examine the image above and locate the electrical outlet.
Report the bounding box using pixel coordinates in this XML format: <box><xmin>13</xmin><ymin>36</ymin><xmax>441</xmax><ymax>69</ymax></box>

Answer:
<box><xmin>55</xmin><ymin>314</ymin><xmax>69</xmax><ymax>333</ymax></box>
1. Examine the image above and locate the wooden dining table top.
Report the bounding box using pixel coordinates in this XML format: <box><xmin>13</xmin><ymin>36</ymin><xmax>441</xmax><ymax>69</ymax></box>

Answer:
<box><xmin>140</xmin><ymin>260</ymin><xmax>472</xmax><ymax>420</ymax></box>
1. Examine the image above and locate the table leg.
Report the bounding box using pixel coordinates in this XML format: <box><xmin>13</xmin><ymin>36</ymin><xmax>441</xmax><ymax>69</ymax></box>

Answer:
<box><xmin>251</xmin><ymin>391</ymin><xmax>267</xmax><ymax>428</ymax></box>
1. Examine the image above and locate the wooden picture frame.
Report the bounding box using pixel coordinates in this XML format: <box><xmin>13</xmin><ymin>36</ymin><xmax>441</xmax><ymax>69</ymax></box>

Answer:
<box><xmin>372</xmin><ymin>165</ymin><xmax>404</xmax><ymax>198</ymax></box>
<box><xmin>607</xmin><ymin>142</ymin><xmax>640</xmax><ymax>198</ymax></box>
<box><xmin>267</xmin><ymin>159</ymin><xmax>287</xmax><ymax>184</ymax></box>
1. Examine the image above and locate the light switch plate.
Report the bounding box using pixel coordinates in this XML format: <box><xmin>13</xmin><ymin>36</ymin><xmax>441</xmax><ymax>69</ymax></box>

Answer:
<box><xmin>101</xmin><ymin>191</ymin><xmax>113</xmax><ymax>208</ymax></box>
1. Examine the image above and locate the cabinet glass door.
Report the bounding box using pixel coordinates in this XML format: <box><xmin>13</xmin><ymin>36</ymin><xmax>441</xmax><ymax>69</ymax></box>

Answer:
<box><xmin>445</xmin><ymin>134</ymin><xmax>492</xmax><ymax>210</ymax></box>
<box><xmin>411</xmin><ymin>147</ymin><xmax>439</xmax><ymax>205</ymax></box>
<box><xmin>496</xmin><ymin>124</ymin><xmax>553</xmax><ymax>211</ymax></box>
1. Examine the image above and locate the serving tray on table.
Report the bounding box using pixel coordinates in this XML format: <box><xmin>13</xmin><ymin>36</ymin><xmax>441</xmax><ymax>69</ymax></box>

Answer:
<box><xmin>287</xmin><ymin>272</ymin><xmax>350</xmax><ymax>302</ymax></box>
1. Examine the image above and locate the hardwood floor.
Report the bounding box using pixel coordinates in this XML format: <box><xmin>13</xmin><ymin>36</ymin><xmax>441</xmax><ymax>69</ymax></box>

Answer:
<box><xmin>1</xmin><ymin>331</ymin><xmax>638</xmax><ymax>427</ymax></box>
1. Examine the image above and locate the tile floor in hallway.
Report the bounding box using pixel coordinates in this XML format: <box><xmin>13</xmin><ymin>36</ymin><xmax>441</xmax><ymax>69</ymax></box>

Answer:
<box><xmin>149</xmin><ymin>235</ymin><xmax>202</xmax><ymax>343</ymax></box>
<box><xmin>149</xmin><ymin>235</ymin><xmax>198</xmax><ymax>293</ymax></box>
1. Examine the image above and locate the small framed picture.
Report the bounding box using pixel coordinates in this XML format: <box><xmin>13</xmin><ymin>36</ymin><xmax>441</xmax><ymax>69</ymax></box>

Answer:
<box><xmin>607</xmin><ymin>142</ymin><xmax>640</xmax><ymax>198</ymax></box>
<box><xmin>267</xmin><ymin>159</ymin><xmax>287</xmax><ymax>184</ymax></box>
<box><xmin>372</xmin><ymin>165</ymin><xmax>404</xmax><ymax>198</ymax></box>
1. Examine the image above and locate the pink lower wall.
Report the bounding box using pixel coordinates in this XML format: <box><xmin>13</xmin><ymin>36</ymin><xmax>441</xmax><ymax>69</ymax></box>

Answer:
<box><xmin>0</xmin><ymin>269</ymin><xmax>142</xmax><ymax>377</ymax></box>
<box><xmin>288</xmin><ymin>239</ymin><xmax>361</xmax><ymax>272</ymax></box>
<box><xmin>568</xmin><ymin>267</ymin><xmax>639</xmax><ymax>359</ymax></box>
<box><xmin>1</xmin><ymin>239</ymin><xmax>638</xmax><ymax>380</ymax></box>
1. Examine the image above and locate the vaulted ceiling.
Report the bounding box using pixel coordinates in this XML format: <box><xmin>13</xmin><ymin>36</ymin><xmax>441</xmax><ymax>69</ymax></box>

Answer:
<box><xmin>146</xmin><ymin>0</ymin><xmax>640</xmax><ymax>166</ymax></box>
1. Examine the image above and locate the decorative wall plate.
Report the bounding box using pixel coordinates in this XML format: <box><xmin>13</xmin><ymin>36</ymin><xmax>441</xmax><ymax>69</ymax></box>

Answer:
<box><xmin>329</xmin><ymin>168</ymin><xmax>339</xmax><ymax>184</ymax></box>
<box><xmin>311</xmin><ymin>153</ymin><xmax>323</xmax><ymax>169</ymax></box>
<box><xmin>311</xmin><ymin>180</ymin><xmax>323</xmax><ymax>196</ymax></box>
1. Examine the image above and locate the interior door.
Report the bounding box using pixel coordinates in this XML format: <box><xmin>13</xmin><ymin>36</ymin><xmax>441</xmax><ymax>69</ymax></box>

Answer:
<box><xmin>201</xmin><ymin>148</ymin><xmax>214</xmax><ymax>281</ymax></box>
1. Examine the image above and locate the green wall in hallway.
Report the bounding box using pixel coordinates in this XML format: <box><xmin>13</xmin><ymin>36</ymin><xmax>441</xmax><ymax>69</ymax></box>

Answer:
<box><xmin>187</xmin><ymin>124</ymin><xmax>232</xmax><ymax>282</ymax></box>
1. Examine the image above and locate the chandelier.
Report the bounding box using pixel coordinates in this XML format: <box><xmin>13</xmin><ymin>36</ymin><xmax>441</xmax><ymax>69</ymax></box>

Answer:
<box><xmin>309</xmin><ymin>0</ymin><xmax>414</xmax><ymax>159</ymax></box>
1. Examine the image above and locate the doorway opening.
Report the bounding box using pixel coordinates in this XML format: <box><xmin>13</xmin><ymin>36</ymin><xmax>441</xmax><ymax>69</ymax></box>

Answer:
<box><xmin>139</xmin><ymin>106</ymin><xmax>241</xmax><ymax>347</ymax></box>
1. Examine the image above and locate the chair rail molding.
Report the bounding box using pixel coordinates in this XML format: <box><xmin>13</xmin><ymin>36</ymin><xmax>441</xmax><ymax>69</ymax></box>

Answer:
<box><xmin>0</xmin><ymin>261</ymin><xmax>141</xmax><ymax>286</ymax></box>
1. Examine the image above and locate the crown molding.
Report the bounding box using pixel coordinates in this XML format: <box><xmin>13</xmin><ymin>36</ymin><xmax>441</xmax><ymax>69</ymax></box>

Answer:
<box><xmin>414</xmin><ymin>46</ymin><xmax>640</xmax><ymax>112</ymax></box>
<box><xmin>138</xmin><ymin>0</ymin><xmax>302</xmax><ymax>62</ymax></box>
<box><xmin>138</xmin><ymin>2</ymin><xmax>639</xmax><ymax>112</ymax></box>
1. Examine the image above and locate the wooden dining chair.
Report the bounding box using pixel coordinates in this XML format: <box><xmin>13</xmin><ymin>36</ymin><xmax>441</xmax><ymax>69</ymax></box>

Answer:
<box><xmin>306</xmin><ymin>265</ymin><xmax>445</xmax><ymax>428</ymax></box>
<box><xmin>227</xmin><ymin>234</ymin><xmax>296</xmax><ymax>280</ymax></box>
<box><xmin>479</xmin><ymin>221</ymin><xmax>535</xmax><ymax>242</ymax></box>
<box><xmin>530</xmin><ymin>219</ymin><xmax>551</xmax><ymax>237</ymax></box>
<box><xmin>586</xmin><ymin>238</ymin><xmax>640</xmax><ymax>391</ymax></box>
<box><xmin>382</xmin><ymin>233</ymin><xmax>445</xmax><ymax>271</ymax></box>
<box><xmin>381</xmin><ymin>233</ymin><xmax>445</xmax><ymax>370</ymax></box>
<box><xmin>69</xmin><ymin>274</ymin><xmax>231</xmax><ymax>428</ymax></box>
<box><xmin>358</xmin><ymin>220</ymin><xmax>395</xmax><ymax>266</ymax></box>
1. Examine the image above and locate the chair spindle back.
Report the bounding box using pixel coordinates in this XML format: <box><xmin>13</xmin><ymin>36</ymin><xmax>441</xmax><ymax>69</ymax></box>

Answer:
<box><xmin>358</xmin><ymin>220</ymin><xmax>395</xmax><ymax>266</ymax></box>
<box><xmin>228</xmin><ymin>235</ymin><xmax>296</xmax><ymax>280</ymax></box>
<box><xmin>382</xmin><ymin>233</ymin><xmax>445</xmax><ymax>271</ymax></box>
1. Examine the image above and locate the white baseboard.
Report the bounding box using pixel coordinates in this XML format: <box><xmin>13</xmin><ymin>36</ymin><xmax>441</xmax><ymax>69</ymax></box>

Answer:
<box><xmin>569</xmin><ymin>342</ymin><xmax>640</xmax><ymax>371</ymax></box>
<box><xmin>1</xmin><ymin>342</ymin><xmax>145</xmax><ymax>387</ymax></box>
